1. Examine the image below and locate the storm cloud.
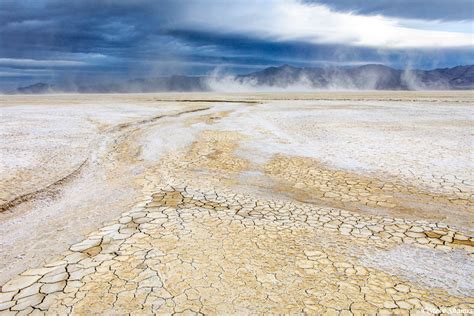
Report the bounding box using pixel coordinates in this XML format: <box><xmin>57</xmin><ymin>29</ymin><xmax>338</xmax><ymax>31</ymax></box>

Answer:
<box><xmin>0</xmin><ymin>0</ymin><xmax>472</xmax><ymax>90</ymax></box>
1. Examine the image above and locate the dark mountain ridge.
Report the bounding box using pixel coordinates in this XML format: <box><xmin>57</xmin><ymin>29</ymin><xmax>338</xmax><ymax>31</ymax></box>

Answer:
<box><xmin>13</xmin><ymin>64</ymin><xmax>473</xmax><ymax>93</ymax></box>
<box><xmin>235</xmin><ymin>64</ymin><xmax>473</xmax><ymax>90</ymax></box>
<box><xmin>16</xmin><ymin>82</ymin><xmax>54</xmax><ymax>94</ymax></box>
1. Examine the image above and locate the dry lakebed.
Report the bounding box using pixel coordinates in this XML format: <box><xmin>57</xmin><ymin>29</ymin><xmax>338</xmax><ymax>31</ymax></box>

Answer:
<box><xmin>0</xmin><ymin>91</ymin><xmax>473</xmax><ymax>315</ymax></box>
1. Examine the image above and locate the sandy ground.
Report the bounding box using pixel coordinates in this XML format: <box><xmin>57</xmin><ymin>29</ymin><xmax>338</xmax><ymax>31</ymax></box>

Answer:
<box><xmin>0</xmin><ymin>91</ymin><xmax>473</xmax><ymax>314</ymax></box>
<box><xmin>0</xmin><ymin>95</ymin><xmax>211</xmax><ymax>283</ymax></box>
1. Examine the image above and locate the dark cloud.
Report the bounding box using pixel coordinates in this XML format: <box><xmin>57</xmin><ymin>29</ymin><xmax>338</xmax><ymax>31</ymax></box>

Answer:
<box><xmin>0</xmin><ymin>0</ymin><xmax>472</xmax><ymax>90</ymax></box>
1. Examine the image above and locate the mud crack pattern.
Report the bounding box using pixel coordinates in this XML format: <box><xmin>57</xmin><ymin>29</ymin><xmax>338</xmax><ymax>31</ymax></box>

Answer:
<box><xmin>1</xmin><ymin>94</ymin><xmax>473</xmax><ymax>315</ymax></box>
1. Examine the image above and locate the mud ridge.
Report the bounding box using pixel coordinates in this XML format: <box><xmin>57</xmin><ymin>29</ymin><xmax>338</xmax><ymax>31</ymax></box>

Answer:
<box><xmin>114</xmin><ymin>106</ymin><xmax>211</xmax><ymax>132</ymax></box>
<box><xmin>152</xmin><ymin>99</ymin><xmax>261</xmax><ymax>104</ymax></box>
<box><xmin>0</xmin><ymin>159</ymin><xmax>88</xmax><ymax>212</ymax></box>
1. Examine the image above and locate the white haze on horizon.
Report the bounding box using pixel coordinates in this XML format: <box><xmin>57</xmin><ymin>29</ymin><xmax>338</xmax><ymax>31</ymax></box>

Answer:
<box><xmin>205</xmin><ymin>68</ymin><xmax>447</xmax><ymax>92</ymax></box>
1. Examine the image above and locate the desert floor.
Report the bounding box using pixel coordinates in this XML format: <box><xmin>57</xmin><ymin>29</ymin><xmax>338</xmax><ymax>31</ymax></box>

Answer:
<box><xmin>0</xmin><ymin>91</ymin><xmax>473</xmax><ymax>314</ymax></box>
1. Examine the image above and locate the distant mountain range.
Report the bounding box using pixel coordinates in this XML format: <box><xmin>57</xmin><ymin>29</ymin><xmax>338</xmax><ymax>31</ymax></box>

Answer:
<box><xmin>13</xmin><ymin>64</ymin><xmax>474</xmax><ymax>93</ymax></box>
<box><xmin>16</xmin><ymin>82</ymin><xmax>55</xmax><ymax>94</ymax></box>
<box><xmin>235</xmin><ymin>64</ymin><xmax>474</xmax><ymax>90</ymax></box>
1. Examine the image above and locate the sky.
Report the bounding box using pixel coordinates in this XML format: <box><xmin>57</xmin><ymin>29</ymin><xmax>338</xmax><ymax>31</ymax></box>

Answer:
<box><xmin>0</xmin><ymin>0</ymin><xmax>473</xmax><ymax>89</ymax></box>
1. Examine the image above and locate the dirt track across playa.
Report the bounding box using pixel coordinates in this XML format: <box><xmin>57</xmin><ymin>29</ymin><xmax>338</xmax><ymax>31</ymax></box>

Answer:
<box><xmin>0</xmin><ymin>91</ymin><xmax>473</xmax><ymax>314</ymax></box>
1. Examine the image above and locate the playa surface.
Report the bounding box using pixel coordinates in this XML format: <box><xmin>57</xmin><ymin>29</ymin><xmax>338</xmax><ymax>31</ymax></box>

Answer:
<box><xmin>1</xmin><ymin>92</ymin><xmax>473</xmax><ymax>314</ymax></box>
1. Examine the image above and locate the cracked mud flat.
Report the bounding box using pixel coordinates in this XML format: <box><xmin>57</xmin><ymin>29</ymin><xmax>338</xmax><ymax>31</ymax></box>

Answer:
<box><xmin>0</xmin><ymin>91</ymin><xmax>473</xmax><ymax>315</ymax></box>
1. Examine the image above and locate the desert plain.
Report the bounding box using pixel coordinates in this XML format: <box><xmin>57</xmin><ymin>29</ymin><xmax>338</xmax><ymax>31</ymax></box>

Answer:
<box><xmin>0</xmin><ymin>91</ymin><xmax>473</xmax><ymax>315</ymax></box>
